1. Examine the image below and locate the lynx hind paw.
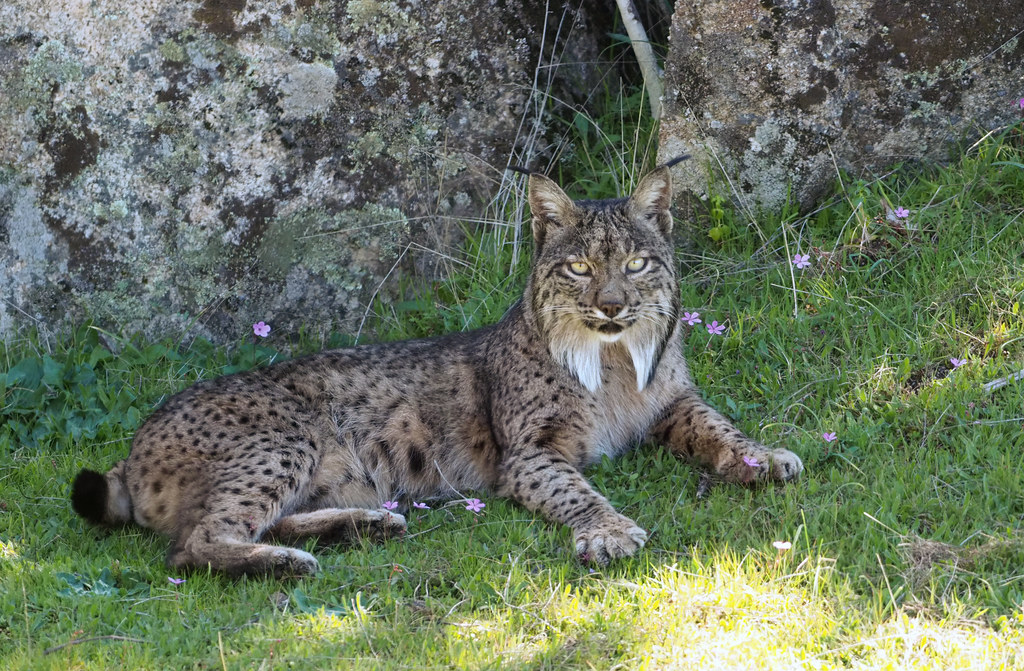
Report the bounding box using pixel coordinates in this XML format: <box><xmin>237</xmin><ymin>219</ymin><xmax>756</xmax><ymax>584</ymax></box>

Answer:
<box><xmin>575</xmin><ymin>515</ymin><xmax>647</xmax><ymax>565</ymax></box>
<box><xmin>270</xmin><ymin>548</ymin><xmax>320</xmax><ymax>578</ymax></box>
<box><xmin>357</xmin><ymin>510</ymin><xmax>408</xmax><ymax>542</ymax></box>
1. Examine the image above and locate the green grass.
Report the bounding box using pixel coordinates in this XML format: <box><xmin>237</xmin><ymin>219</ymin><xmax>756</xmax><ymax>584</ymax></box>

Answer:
<box><xmin>3</xmin><ymin>106</ymin><xmax>1024</xmax><ymax>668</ymax></box>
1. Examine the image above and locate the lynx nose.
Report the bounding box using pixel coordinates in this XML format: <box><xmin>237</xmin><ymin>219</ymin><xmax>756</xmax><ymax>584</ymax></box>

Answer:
<box><xmin>597</xmin><ymin>299</ymin><xmax>624</xmax><ymax>319</ymax></box>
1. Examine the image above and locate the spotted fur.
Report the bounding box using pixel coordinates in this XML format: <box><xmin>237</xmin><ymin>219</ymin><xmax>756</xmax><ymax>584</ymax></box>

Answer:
<box><xmin>71</xmin><ymin>165</ymin><xmax>802</xmax><ymax>576</ymax></box>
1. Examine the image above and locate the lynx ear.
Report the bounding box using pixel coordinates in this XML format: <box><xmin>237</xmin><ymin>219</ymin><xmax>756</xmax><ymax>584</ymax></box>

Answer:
<box><xmin>528</xmin><ymin>173</ymin><xmax>575</xmax><ymax>249</ymax></box>
<box><xmin>628</xmin><ymin>166</ymin><xmax>673</xmax><ymax>235</ymax></box>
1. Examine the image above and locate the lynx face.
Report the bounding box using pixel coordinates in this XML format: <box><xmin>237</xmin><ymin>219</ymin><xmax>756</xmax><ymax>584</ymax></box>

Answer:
<box><xmin>527</xmin><ymin>172</ymin><xmax>681</xmax><ymax>392</ymax></box>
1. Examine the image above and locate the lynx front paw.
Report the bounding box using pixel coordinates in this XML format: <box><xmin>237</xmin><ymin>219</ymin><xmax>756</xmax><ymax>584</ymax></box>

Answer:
<box><xmin>768</xmin><ymin>448</ymin><xmax>803</xmax><ymax>481</ymax></box>
<box><xmin>574</xmin><ymin>514</ymin><xmax>647</xmax><ymax>565</ymax></box>
<box><xmin>731</xmin><ymin>446</ymin><xmax>803</xmax><ymax>484</ymax></box>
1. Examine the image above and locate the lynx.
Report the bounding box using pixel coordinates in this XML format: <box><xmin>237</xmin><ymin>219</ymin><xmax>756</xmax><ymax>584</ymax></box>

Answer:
<box><xmin>71</xmin><ymin>163</ymin><xmax>802</xmax><ymax>577</ymax></box>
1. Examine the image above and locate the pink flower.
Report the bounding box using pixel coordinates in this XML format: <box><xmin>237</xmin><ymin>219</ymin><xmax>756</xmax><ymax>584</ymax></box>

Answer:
<box><xmin>773</xmin><ymin>541</ymin><xmax>792</xmax><ymax>551</ymax></box>
<box><xmin>894</xmin><ymin>207</ymin><xmax>909</xmax><ymax>219</ymax></box>
<box><xmin>742</xmin><ymin>455</ymin><xmax>760</xmax><ymax>468</ymax></box>
<box><xmin>1018</xmin><ymin>97</ymin><xmax>1024</xmax><ymax>110</ymax></box>
<box><xmin>464</xmin><ymin>498</ymin><xmax>485</xmax><ymax>513</ymax></box>
<box><xmin>682</xmin><ymin>311</ymin><xmax>702</xmax><ymax>326</ymax></box>
<box><xmin>950</xmin><ymin>357</ymin><xmax>966</xmax><ymax>368</ymax></box>
<box><xmin>167</xmin><ymin>577</ymin><xmax>186</xmax><ymax>585</ymax></box>
<box><xmin>413</xmin><ymin>501</ymin><xmax>430</xmax><ymax>509</ymax></box>
<box><xmin>252</xmin><ymin>321</ymin><xmax>271</xmax><ymax>337</ymax></box>
<box><xmin>792</xmin><ymin>253</ymin><xmax>811</xmax><ymax>269</ymax></box>
<box><xmin>706</xmin><ymin>321</ymin><xmax>725</xmax><ymax>336</ymax></box>
<box><xmin>382</xmin><ymin>501</ymin><xmax>399</xmax><ymax>511</ymax></box>
<box><xmin>823</xmin><ymin>432</ymin><xmax>837</xmax><ymax>443</ymax></box>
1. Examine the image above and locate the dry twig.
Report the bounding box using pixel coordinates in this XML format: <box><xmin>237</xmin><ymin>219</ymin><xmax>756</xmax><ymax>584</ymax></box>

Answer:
<box><xmin>982</xmin><ymin>368</ymin><xmax>1024</xmax><ymax>392</ymax></box>
<box><xmin>614</xmin><ymin>0</ymin><xmax>664</xmax><ymax>119</ymax></box>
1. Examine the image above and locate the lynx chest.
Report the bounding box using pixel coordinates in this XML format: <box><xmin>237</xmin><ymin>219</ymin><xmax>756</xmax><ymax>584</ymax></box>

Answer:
<box><xmin>584</xmin><ymin>345</ymin><xmax>686</xmax><ymax>462</ymax></box>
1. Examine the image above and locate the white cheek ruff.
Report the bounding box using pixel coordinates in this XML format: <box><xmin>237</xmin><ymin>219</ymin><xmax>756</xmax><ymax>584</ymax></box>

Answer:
<box><xmin>543</xmin><ymin>303</ymin><xmax>674</xmax><ymax>394</ymax></box>
<box><xmin>551</xmin><ymin>334</ymin><xmax>603</xmax><ymax>393</ymax></box>
<box><xmin>624</xmin><ymin>331</ymin><xmax>659</xmax><ymax>392</ymax></box>
<box><xmin>548</xmin><ymin>325</ymin><xmax>664</xmax><ymax>393</ymax></box>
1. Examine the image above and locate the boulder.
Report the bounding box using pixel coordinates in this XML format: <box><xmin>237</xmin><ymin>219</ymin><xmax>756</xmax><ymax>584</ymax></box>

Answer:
<box><xmin>0</xmin><ymin>0</ymin><xmax>607</xmax><ymax>342</ymax></box>
<box><xmin>660</xmin><ymin>0</ymin><xmax>1024</xmax><ymax>214</ymax></box>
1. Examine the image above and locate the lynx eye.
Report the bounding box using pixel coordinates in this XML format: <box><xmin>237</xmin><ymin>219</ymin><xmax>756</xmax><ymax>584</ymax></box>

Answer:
<box><xmin>625</xmin><ymin>257</ymin><xmax>648</xmax><ymax>273</ymax></box>
<box><xmin>567</xmin><ymin>261</ymin><xmax>591</xmax><ymax>276</ymax></box>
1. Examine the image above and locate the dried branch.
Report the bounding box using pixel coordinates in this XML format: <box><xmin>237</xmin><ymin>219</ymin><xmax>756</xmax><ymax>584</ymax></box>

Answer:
<box><xmin>983</xmin><ymin>368</ymin><xmax>1024</xmax><ymax>392</ymax></box>
<box><xmin>614</xmin><ymin>0</ymin><xmax>664</xmax><ymax>119</ymax></box>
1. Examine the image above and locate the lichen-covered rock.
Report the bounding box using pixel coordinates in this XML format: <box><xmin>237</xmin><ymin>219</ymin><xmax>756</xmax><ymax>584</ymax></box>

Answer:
<box><xmin>0</xmin><ymin>0</ymin><xmax>605</xmax><ymax>342</ymax></box>
<box><xmin>660</xmin><ymin>0</ymin><xmax>1024</xmax><ymax>214</ymax></box>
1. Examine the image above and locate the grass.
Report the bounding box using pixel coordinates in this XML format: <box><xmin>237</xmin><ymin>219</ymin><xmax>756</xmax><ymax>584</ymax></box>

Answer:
<box><xmin>3</xmin><ymin>92</ymin><xmax>1024</xmax><ymax>668</ymax></box>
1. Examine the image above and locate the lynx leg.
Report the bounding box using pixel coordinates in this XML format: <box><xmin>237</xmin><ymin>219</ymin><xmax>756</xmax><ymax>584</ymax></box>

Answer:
<box><xmin>498</xmin><ymin>440</ymin><xmax>646</xmax><ymax>565</ymax></box>
<box><xmin>267</xmin><ymin>508</ymin><xmax>407</xmax><ymax>546</ymax></box>
<box><xmin>651</xmin><ymin>389</ymin><xmax>802</xmax><ymax>483</ymax></box>
<box><xmin>164</xmin><ymin>475</ymin><xmax>320</xmax><ymax>577</ymax></box>
<box><xmin>167</xmin><ymin>520</ymin><xmax>319</xmax><ymax>578</ymax></box>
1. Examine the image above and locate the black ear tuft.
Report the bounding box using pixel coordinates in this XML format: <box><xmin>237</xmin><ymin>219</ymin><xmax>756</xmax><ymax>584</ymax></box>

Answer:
<box><xmin>506</xmin><ymin>165</ymin><xmax>533</xmax><ymax>176</ymax></box>
<box><xmin>71</xmin><ymin>469</ymin><xmax>109</xmax><ymax>526</ymax></box>
<box><xmin>663</xmin><ymin>154</ymin><xmax>691</xmax><ymax>169</ymax></box>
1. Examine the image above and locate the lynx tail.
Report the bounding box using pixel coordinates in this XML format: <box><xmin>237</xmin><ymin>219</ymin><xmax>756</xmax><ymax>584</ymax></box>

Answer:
<box><xmin>71</xmin><ymin>461</ymin><xmax>132</xmax><ymax>526</ymax></box>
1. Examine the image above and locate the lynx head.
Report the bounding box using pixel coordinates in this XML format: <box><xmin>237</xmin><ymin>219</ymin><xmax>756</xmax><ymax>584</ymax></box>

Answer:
<box><xmin>524</xmin><ymin>166</ymin><xmax>680</xmax><ymax>393</ymax></box>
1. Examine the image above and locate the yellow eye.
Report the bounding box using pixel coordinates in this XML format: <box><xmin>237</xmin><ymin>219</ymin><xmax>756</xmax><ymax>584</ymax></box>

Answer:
<box><xmin>626</xmin><ymin>257</ymin><xmax>647</xmax><ymax>273</ymax></box>
<box><xmin>567</xmin><ymin>261</ymin><xmax>590</xmax><ymax>276</ymax></box>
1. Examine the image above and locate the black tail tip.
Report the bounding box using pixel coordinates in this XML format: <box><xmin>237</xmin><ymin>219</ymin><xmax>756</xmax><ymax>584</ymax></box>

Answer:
<box><xmin>71</xmin><ymin>469</ymin><xmax>108</xmax><ymax>525</ymax></box>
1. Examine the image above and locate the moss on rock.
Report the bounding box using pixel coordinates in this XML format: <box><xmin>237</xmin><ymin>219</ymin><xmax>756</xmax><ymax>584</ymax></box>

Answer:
<box><xmin>661</xmin><ymin>0</ymin><xmax>1024</xmax><ymax>214</ymax></box>
<box><xmin>0</xmin><ymin>0</ymin><xmax>610</xmax><ymax>343</ymax></box>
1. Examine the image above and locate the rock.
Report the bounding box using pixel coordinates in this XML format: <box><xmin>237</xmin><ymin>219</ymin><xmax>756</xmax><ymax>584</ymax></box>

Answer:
<box><xmin>660</xmin><ymin>0</ymin><xmax>1024</xmax><ymax>214</ymax></box>
<box><xmin>0</xmin><ymin>0</ymin><xmax>607</xmax><ymax>343</ymax></box>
